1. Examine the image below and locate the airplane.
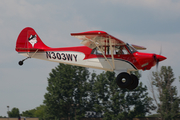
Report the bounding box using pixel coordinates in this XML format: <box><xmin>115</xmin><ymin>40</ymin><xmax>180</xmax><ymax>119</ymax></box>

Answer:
<box><xmin>15</xmin><ymin>27</ymin><xmax>166</xmax><ymax>90</ymax></box>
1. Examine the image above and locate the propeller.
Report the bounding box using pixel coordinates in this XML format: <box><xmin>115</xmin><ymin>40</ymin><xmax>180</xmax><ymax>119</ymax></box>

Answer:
<box><xmin>153</xmin><ymin>54</ymin><xmax>160</xmax><ymax>70</ymax></box>
<box><xmin>153</xmin><ymin>45</ymin><xmax>166</xmax><ymax>70</ymax></box>
<box><xmin>153</xmin><ymin>49</ymin><xmax>166</xmax><ymax>70</ymax></box>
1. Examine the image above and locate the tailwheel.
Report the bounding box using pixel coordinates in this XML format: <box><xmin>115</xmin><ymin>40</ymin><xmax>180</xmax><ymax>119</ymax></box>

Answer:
<box><xmin>18</xmin><ymin>61</ymin><xmax>24</xmax><ymax>66</ymax></box>
<box><xmin>116</xmin><ymin>72</ymin><xmax>132</xmax><ymax>88</ymax></box>
<box><xmin>127</xmin><ymin>74</ymin><xmax>139</xmax><ymax>90</ymax></box>
<box><xmin>18</xmin><ymin>49</ymin><xmax>38</xmax><ymax>66</ymax></box>
<box><xmin>18</xmin><ymin>57</ymin><xmax>31</xmax><ymax>66</ymax></box>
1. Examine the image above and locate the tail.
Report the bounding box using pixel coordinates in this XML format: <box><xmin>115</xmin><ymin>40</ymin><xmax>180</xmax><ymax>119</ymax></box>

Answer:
<box><xmin>16</xmin><ymin>27</ymin><xmax>49</xmax><ymax>53</ymax></box>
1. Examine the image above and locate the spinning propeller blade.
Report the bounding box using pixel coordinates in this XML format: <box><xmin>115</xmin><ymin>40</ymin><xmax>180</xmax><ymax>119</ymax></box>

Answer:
<box><xmin>153</xmin><ymin>53</ymin><xmax>166</xmax><ymax>70</ymax></box>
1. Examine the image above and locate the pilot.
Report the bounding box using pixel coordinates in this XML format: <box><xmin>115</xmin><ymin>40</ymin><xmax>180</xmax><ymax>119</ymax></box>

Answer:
<box><xmin>117</xmin><ymin>46</ymin><xmax>124</xmax><ymax>54</ymax></box>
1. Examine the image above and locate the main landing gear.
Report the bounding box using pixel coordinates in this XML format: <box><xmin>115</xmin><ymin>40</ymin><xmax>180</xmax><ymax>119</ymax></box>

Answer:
<box><xmin>116</xmin><ymin>72</ymin><xmax>139</xmax><ymax>90</ymax></box>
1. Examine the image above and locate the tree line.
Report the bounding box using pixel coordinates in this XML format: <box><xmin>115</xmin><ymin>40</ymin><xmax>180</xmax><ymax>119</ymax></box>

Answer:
<box><xmin>3</xmin><ymin>64</ymin><xmax>180</xmax><ymax>120</ymax></box>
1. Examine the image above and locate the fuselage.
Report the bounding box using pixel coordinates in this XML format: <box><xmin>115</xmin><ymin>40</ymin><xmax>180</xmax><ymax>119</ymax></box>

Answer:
<box><xmin>19</xmin><ymin>45</ymin><xmax>166</xmax><ymax>72</ymax></box>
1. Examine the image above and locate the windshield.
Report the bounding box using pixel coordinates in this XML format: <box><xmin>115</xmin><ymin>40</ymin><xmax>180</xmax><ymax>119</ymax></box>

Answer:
<box><xmin>126</xmin><ymin>44</ymin><xmax>137</xmax><ymax>53</ymax></box>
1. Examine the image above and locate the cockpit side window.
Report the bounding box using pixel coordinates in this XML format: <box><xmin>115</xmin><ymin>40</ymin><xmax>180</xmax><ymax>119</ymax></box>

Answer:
<box><xmin>91</xmin><ymin>45</ymin><xmax>130</xmax><ymax>55</ymax></box>
<box><xmin>91</xmin><ymin>47</ymin><xmax>102</xmax><ymax>55</ymax></box>
<box><xmin>91</xmin><ymin>45</ymin><xmax>132</xmax><ymax>55</ymax></box>
<box><xmin>115</xmin><ymin>46</ymin><xmax>129</xmax><ymax>55</ymax></box>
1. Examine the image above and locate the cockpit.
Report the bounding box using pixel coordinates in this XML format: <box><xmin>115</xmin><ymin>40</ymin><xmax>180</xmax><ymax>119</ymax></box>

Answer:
<box><xmin>91</xmin><ymin>43</ymin><xmax>137</xmax><ymax>55</ymax></box>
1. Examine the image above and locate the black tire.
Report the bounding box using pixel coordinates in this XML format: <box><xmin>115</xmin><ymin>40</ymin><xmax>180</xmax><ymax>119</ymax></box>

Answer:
<box><xmin>116</xmin><ymin>72</ymin><xmax>132</xmax><ymax>88</ymax></box>
<box><xmin>127</xmin><ymin>74</ymin><xmax>139</xmax><ymax>90</ymax></box>
<box><xmin>18</xmin><ymin>61</ymin><xmax>23</xmax><ymax>66</ymax></box>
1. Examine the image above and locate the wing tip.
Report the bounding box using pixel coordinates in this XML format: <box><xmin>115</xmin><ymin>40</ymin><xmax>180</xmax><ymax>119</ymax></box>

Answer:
<box><xmin>131</xmin><ymin>44</ymin><xmax>146</xmax><ymax>50</ymax></box>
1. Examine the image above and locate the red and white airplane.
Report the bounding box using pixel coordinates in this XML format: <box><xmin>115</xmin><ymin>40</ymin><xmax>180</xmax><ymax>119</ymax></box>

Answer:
<box><xmin>16</xmin><ymin>27</ymin><xmax>166</xmax><ymax>90</ymax></box>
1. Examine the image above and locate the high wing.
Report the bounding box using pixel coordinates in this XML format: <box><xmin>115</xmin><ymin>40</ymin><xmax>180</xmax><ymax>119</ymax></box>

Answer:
<box><xmin>71</xmin><ymin>30</ymin><xmax>125</xmax><ymax>49</ymax></box>
<box><xmin>71</xmin><ymin>31</ymin><xmax>146</xmax><ymax>50</ymax></box>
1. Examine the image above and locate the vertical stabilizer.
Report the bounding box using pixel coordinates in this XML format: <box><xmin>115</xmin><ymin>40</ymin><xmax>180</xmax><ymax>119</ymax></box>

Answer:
<box><xmin>16</xmin><ymin>27</ymin><xmax>49</xmax><ymax>52</ymax></box>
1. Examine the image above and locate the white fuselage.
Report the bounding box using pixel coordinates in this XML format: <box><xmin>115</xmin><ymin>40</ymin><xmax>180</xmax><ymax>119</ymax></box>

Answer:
<box><xmin>20</xmin><ymin>51</ymin><xmax>137</xmax><ymax>72</ymax></box>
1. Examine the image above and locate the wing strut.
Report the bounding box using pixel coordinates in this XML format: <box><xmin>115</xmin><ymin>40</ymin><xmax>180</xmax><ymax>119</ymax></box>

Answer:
<box><xmin>109</xmin><ymin>36</ymin><xmax>115</xmax><ymax>70</ymax></box>
<box><xmin>92</xmin><ymin>37</ymin><xmax>115</xmax><ymax>71</ymax></box>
